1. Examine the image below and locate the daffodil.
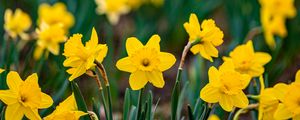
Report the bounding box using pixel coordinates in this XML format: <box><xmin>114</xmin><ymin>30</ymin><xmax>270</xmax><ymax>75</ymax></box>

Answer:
<box><xmin>223</xmin><ymin>41</ymin><xmax>271</xmax><ymax>77</ymax></box>
<box><xmin>127</xmin><ymin>0</ymin><xmax>144</xmax><ymax>9</ymax></box>
<box><xmin>44</xmin><ymin>93</ymin><xmax>87</xmax><ymax>120</ymax></box>
<box><xmin>4</xmin><ymin>8</ymin><xmax>31</xmax><ymax>40</ymax></box>
<box><xmin>183</xmin><ymin>13</ymin><xmax>224</xmax><ymax>62</ymax></box>
<box><xmin>116</xmin><ymin>34</ymin><xmax>176</xmax><ymax>90</ymax></box>
<box><xmin>258</xmin><ymin>76</ymin><xmax>286</xmax><ymax>120</ymax></box>
<box><xmin>34</xmin><ymin>22</ymin><xmax>67</xmax><ymax>60</ymax></box>
<box><xmin>0</xmin><ymin>69</ymin><xmax>4</xmax><ymax>74</ymax></box>
<box><xmin>95</xmin><ymin>0</ymin><xmax>130</xmax><ymax>25</ymax></box>
<box><xmin>259</xmin><ymin>0</ymin><xmax>296</xmax><ymax>49</ymax></box>
<box><xmin>208</xmin><ymin>114</ymin><xmax>220</xmax><ymax>120</ymax></box>
<box><xmin>38</xmin><ymin>2</ymin><xmax>74</xmax><ymax>31</ymax></box>
<box><xmin>0</xmin><ymin>71</ymin><xmax>53</xmax><ymax>120</ymax></box>
<box><xmin>200</xmin><ymin>60</ymin><xmax>251</xmax><ymax>111</ymax></box>
<box><xmin>63</xmin><ymin>28</ymin><xmax>108</xmax><ymax>81</ymax></box>
<box><xmin>274</xmin><ymin>70</ymin><xmax>300</xmax><ymax>120</ymax></box>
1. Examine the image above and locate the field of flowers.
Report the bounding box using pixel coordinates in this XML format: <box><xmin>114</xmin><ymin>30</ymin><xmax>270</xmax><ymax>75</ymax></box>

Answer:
<box><xmin>0</xmin><ymin>0</ymin><xmax>300</xmax><ymax>120</ymax></box>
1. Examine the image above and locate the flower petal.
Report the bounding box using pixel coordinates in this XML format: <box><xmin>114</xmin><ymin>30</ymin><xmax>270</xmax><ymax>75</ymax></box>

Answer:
<box><xmin>273</xmin><ymin>83</ymin><xmax>288</xmax><ymax>101</ymax></box>
<box><xmin>274</xmin><ymin>103</ymin><xmax>293</xmax><ymax>119</ymax></box>
<box><xmin>198</xmin><ymin>44</ymin><xmax>213</xmax><ymax>62</ymax></box>
<box><xmin>158</xmin><ymin>52</ymin><xmax>176</xmax><ymax>71</ymax></box>
<box><xmin>254</xmin><ymin>52</ymin><xmax>271</xmax><ymax>65</ymax></box>
<box><xmin>232</xmin><ymin>91</ymin><xmax>249</xmax><ymax>108</ymax></box>
<box><xmin>0</xmin><ymin>68</ymin><xmax>4</xmax><ymax>74</ymax></box>
<box><xmin>129</xmin><ymin>71</ymin><xmax>148</xmax><ymax>90</ymax></box>
<box><xmin>116</xmin><ymin>57</ymin><xmax>137</xmax><ymax>73</ymax></box>
<box><xmin>203</xmin><ymin>42</ymin><xmax>218</xmax><ymax>58</ymax></box>
<box><xmin>5</xmin><ymin>103</ymin><xmax>24</xmax><ymax>120</ymax></box>
<box><xmin>7</xmin><ymin>71</ymin><xmax>24</xmax><ymax>91</ymax></box>
<box><xmin>69</xmin><ymin>63</ymin><xmax>86</xmax><ymax>81</ymax></box>
<box><xmin>147</xmin><ymin>71</ymin><xmax>165</xmax><ymax>88</ymax></box>
<box><xmin>190</xmin><ymin>44</ymin><xmax>200</xmax><ymax>54</ymax></box>
<box><xmin>219</xmin><ymin>94</ymin><xmax>234</xmax><ymax>112</ymax></box>
<box><xmin>86</xmin><ymin>27</ymin><xmax>98</xmax><ymax>49</ymax></box>
<box><xmin>96</xmin><ymin>44</ymin><xmax>108</xmax><ymax>63</ymax></box>
<box><xmin>23</xmin><ymin>107</ymin><xmax>41</xmax><ymax>120</ymax></box>
<box><xmin>200</xmin><ymin>84</ymin><xmax>220</xmax><ymax>103</ymax></box>
<box><xmin>219</xmin><ymin>60</ymin><xmax>235</xmax><ymax>72</ymax></box>
<box><xmin>126</xmin><ymin>37</ymin><xmax>144</xmax><ymax>56</ymax></box>
<box><xmin>39</xmin><ymin>93</ymin><xmax>53</xmax><ymax>109</ymax></box>
<box><xmin>296</xmin><ymin>70</ymin><xmax>300</xmax><ymax>83</ymax></box>
<box><xmin>25</xmin><ymin>73</ymin><xmax>39</xmax><ymax>85</ymax></box>
<box><xmin>0</xmin><ymin>90</ymin><xmax>18</xmax><ymax>105</ymax></box>
<box><xmin>208</xmin><ymin>66</ymin><xmax>221</xmax><ymax>87</ymax></box>
<box><xmin>34</xmin><ymin>45</ymin><xmax>44</xmax><ymax>60</ymax></box>
<box><xmin>146</xmin><ymin>34</ymin><xmax>160</xmax><ymax>51</ymax></box>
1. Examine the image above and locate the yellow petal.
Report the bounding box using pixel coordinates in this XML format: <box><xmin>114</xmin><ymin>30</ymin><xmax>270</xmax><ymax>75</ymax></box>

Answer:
<box><xmin>5</xmin><ymin>103</ymin><xmax>24</xmax><ymax>120</ymax></box>
<box><xmin>96</xmin><ymin>44</ymin><xmax>108</xmax><ymax>63</ymax></box>
<box><xmin>273</xmin><ymin>83</ymin><xmax>288</xmax><ymax>101</ymax></box>
<box><xmin>126</xmin><ymin>37</ymin><xmax>144</xmax><ymax>56</ymax></box>
<box><xmin>208</xmin><ymin>114</ymin><xmax>220</xmax><ymax>120</ymax></box>
<box><xmin>293</xmin><ymin>115</ymin><xmax>300</xmax><ymax>120</ymax></box>
<box><xmin>39</xmin><ymin>93</ymin><xmax>53</xmax><ymax>109</ymax></box>
<box><xmin>295</xmin><ymin>69</ymin><xmax>300</xmax><ymax>83</ymax></box>
<box><xmin>73</xmin><ymin>111</ymin><xmax>88</xmax><ymax>119</ymax></box>
<box><xmin>147</xmin><ymin>71</ymin><xmax>165</xmax><ymax>88</ymax></box>
<box><xmin>129</xmin><ymin>71</ymin><xmax>148</xmax><ymax>90</ymax></box>
<box><xmin>116</xmin><ymin>57</ymin><xmax>137</xmax><ymax>73</ymax></box>
<box><xmin>254</xmin><ymin>52</ymin><xmax>271</xmax><ymax>65</ymax></box>
<box><xmin>232</xmin><ymin>91</ymin><xmax>248</xmax><ymax>108</ymax></box>
<box><xmin>198</xmin><ymin>44</ymin><xmax>213</xmax><ymax>62</ymax></box>
<box><xmin>69</xmin><ymin>63</ymin><xmax>86</xmax><ymax>81</ymax></box>
<box><xmin>219</xmin><ymin>94</ymin><xmax>234</xmax><ymax>112</ymax></box>
<box><xmin>189</xmin><ymin>13</ymin><xmax>200</xmax><ymax>34</ymax></box>
<box><xmin>23</xmin><ymin>107</ymin><xmax>41</xmax><ymax>120</ymax></box>
<box><xmin>145</xmin><ymin>34</ymin><xmax>160</xmax><ymax>51</ymax></box>
<box><xmin>208</xmin><ymin>66</ymin><xmax>221</xmax><ymax>87</ymax></box>
<box><xmin>259</xmin><ymin>76</ymin><xmax>265</xmax><ymax>92</ymax></box>
<box><xmin>274</xmin><ymin>103</ymin><xmax>293</xmax><ymax>119</ymax></box>
<box><xmin>241</xmin><ymin>74</ymin><xmax>251</xmax><ymax>89</ymax></box>
<box><xmin>190</xmin><ymin>44</ymin><xmax>200</xmax><ymax>54</ymax></box>
<box><xmin>203</xmin><ymin>42</ymin><xmax>218</xmax><ymax>58</ymax></box>
<box><xmin>200</xmin><ymin>84</ymin><xmax>220</xmax><ymax>103</ymax></box>
<box><xmin>47</xmin><ymin>43</ymin><xmax>59</xmax><ymax>55</ymax></box>
<box><xmin>34</xmin><ymin>45</ymin><xmax>45</xmax><ymax>60</ymax></box>
<box><xmin>158</xmin><ymin>52</ymin><xmax>176</xmax><ymax>71</ymax></box>
<box><xmin>25</xmin><ymin>73</ymin><xmax>39</xmax><ymax>85</ymax></box>
<box><xmin>245</xmin><ymin>41</ymin><xmax>255</xmax><ymax>53</ymax></box>
<box><xmin>0</xmin><ymin>68</ymin><xmax>4</xmax><ymax>73</ymax></box>
<box><xmin>4</xmin><ymin>9</ymin><xmax>12</xmax><ymax>23</ymax></box>
<box><xmin>219</xmin><ymin>60</ymin><xmax>235</xmax><ymax>72</ymax></box>
<box><xmin>0</xmin><ymin>90</ymin><xmax>18</xmax><ymax>105</ymax></box>
<box><xmin>86</xmin><ymin>27</ymin><xmax>98</xmax><ymax>48</ymax></box>
<box><xmin>7</xmin><ymin>71</ymin><xmax>24</xmax><ymax>91</ymax></box>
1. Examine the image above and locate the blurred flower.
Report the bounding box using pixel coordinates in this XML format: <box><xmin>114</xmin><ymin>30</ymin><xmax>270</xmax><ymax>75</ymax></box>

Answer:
<box><xmin>44</xmin><ymin>93</ymin><xmax>87</xmax><ymax>120</ymax></box>
<box><xmin>183</xmin><ymin>13</ymin><xmax>223</xmax><ymax>62</ymax></box>
<box><xmin>127</xmin><ymin>0</ymin><xmax>144</xmax><ymax>9</ymax></box>
<box><xmin>274</xmin><ymin>70</ymin><xmax>300</xmax><ymax>119</ymax></box>
<box><xmin>208</xmin><ymin>114</ymin><xmax>220</xmax><ymax>120</ymax></box>
<box><xmin>0</xmin><ymin>69</ymin><xmax>4</xmax><ymax>74</ymax></box>
<box><xmin>95</xmin><ymin>0</ymin><xmax>130</xmax><ymax>25</ymax></box>
<box><xmin>0</xmin><ymin>71</ymin><xmax>53</xmax><ymax>120</ymax></box>
<box><xmin>200</xmin><ymin>60</ymin><xmax>251</xmax><ymax>111</ymax></box>
<box><xmin>148</xmin><ymin>0</ymin><xmax>164</xmax><ymax>6</ymax></box>
<box><xmin>38</xmin><ymin>2</ymin><xmax>75</xmax><ymax>31</ymax></box>
<box><xmin>34</xmin><ymin>22</ymin><xmax>67</xmax><ymax>60</ymax></box>
<box><xmin>223</xmin><ymin>41</ymin><xmax>271</xmax><ymax>78</ymax></box>
<box><xmin>259</xmin><ymin>0</ymin><xmax>296</xmax><ymax>49</ymax></box>
<box><xmin>116</xmin><ymin>35</ymin><xmax>176</xmax><ymax>90</ymax></box>
<box><xmin>258</xmin><ymin>76</ymin><xmax>285</xmax><ymax>120</ymax></box>
<box><xmin>4</xmin><ymin>8</ymin><xmax>31</xmax><ymax>40</ymax></box>
<box><xmin>63</xmin><ymin>28</ymin><xmax>108</xmax><ymax>81</ymax></box>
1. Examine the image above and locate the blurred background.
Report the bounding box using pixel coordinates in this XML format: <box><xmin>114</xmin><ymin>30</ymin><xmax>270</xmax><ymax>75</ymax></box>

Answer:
<box><xmin>0</xmin><ymin>0</ymin><xmax>300</xmax><ymax>119</ymax></box>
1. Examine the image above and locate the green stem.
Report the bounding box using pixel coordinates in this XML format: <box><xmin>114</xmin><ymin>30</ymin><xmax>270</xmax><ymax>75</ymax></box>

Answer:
<box><xmin>227</xmin><ymin>107</ymin><xmax>236</xmax><ymax>120</ymax></box>
<box><xmin>233</xmin><ymin>104</ymin><xmax>258</xmax><ymax>120</ymax></box>
<box><xmin>100</xmin><ymin>89</ymin><xmax>109</xmax><ymax>120</ymax></box>
<box><xmin>106</xmin><ymin>85</ymin><xmax>113</xmax><ymax>120</ymax></box>
<box><xmin>136</xmin><ymin>88</ymin><xmax>144</xmax><ymax>120</ymax></box>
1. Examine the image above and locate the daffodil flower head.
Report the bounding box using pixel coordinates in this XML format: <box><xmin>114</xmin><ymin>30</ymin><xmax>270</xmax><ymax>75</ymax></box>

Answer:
<box><xmin>44</xmin><ymin>93</ymin><xmax>87</xmax><ymax>120</ymax></box>
<box><xmin>223</xmin><ymin>41</ymin><xmax>271</xmax><ymax>78</ymax></box>
<box><xmin>116</xmin><ymin>34</ymin><xmax>176</xmax><ymax>90</ymax></box>
<box><xmin>208</xmin><ymin>114</ymin><xmax>220</xmax><ymax>120</ymax></box>
<box><xmin>274</xmin><ymin>70</ymin><xmax>300</xmax><ymax>119</ymax></box>
<box><xmin>95</xmin><ymin>0</ymin><xmax>130</xmax><ymax>25</ymax></box>
<box><xmin>63</xmin><ymin>28</ymin><xmax>108</xmax><ymax>81</ymax></box>
<box><xmin>200</xmin><ymin>60</ymin><xmax>251</xmax><ymax>111</ymax></box>
<box><xmin>4</xmin><ymin>8</ymin><xmax>32</xmax><ymax>40</ymax></box>
<box><xmin>34</xmin><ymin>22</ymin><xmax>67</xmax><ymax>60</ymax></box>
<box><xmin>0</xmin><ymin>71</ymin><xmax>53</xmax><ymax>120</ymax></box>
<box><xmin>183</xmin><ymin>13</ymin><xmax>224</xmax><ymax>62</ymax></box>
<box><xmin>38</xmin><ymin>2</ymin><xmax>75</xmax><ymax>31</ymax></box>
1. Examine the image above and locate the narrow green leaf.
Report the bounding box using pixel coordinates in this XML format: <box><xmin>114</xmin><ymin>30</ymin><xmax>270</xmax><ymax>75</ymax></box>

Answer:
<box><xmin>152</xmin><ymin>98</ymin><xmax>160</xmax><ymax>120</ymax></box>
<box><xmin>171</xmin><ymin>69</ymin><xmax>183</xmax><ymax>120</ymax></box>
<box><xmin>193</xmin><ymin>98</ymin><xmax>201</xmax><ymax>119</ymax></box>
<box><xmin>187</xmin><ymin>104</ymin><xmax>194</xmax><ymax>120</ymax></box>
<box><xmin>129</xmin><ymin>106</ymin><xmax>137</xmax><ymax>120</ymax></box>
<box><xmin>71</xmin><ymin>81</ymin><xmax>90</xmax><ymax>120</ymax></box>
<box><xmin>123</xmin><ymin>88</ymin><xmax>131</xmax><ymax>120</ymax></box>
<box><xmin>92</xmin><ymin>98</ymin><xmax>101</xmax><ymax>120</ymax></box>
<box><xmin>176</xmin><ymin>81</ymin><xmax>189</xmax><ymax>120</ymax></box>
<box><xmin>146</xmin><ymin>91</ymin><xmax>153</xmax><ymax>120</ymax></box>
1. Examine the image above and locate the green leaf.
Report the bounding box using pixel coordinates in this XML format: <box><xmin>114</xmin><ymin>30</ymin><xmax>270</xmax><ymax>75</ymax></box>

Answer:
<box><xmin>129</xmin><ymin>106</ymin><xmax>137</xmax><ymax>120</ymax></box>
<box><xmin>146</xmin><ymin>91</ymin><xmax>153</xmax><ymax>120</ymax></box>
<box><xmin>187</xmin><ymin>104</ymin><xmax>194</xmax><ymax>120</ymax></box>
<box><xmin>171</xmin><ymin>69</ymin><xmax>183</xmax><ymax>120</ymax></box>
<box><xmin>176</xmin><ymin>81</ymin><xmax>189</xmax><ymax>120</ymax></box>
<box><xmin>193</xmin><ymin>98</ymin><xmax>202</xmax><ymax>119</ymax></box>
<box><xmin>71</xmin><ymin>81</ymin><xmax>90</xmax><ymax>120</ymax></box>
<box><xmin>123</xmin><ymin>88</ymin><xmax>131</xmax><ymax>120</ymax></box>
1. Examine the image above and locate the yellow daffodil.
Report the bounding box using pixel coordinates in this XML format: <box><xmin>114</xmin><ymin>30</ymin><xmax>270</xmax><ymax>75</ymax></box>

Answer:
<box><xmin>0</xmin><ymin>69</ymin><xmax>4</xmax><ymax>74</ymax></box>
<box><xmin>274</xmin><ymin>70</ymin><xmax>300</xmax><ymax>120</ymax></box>
<box><xmin>4</xmin><ymin>9</ymin><xmax>31</xmax><ymax>40</ymax></box>
<box><xmin>34</xmin><ymin>22</ymin><xmax>67</xmax><ymax>60</ymax></box>
<box><xmin>258</xmin><ymin>76</ymin><xmax>286</xmax><ymax>120</ymax></box>
<box><xmin>223</xmin><ymin>41</ymin><xmax>271</xmax><ymax>78</ymax></box>
<box><xmin>200</xmin><ymin>60</ymin><xmax>251</xmax><ymax>111</ymax></box>
<box><xmin>63</xmin><ymin>28</ymin><xmax>108</xmax><ymax>81</ymax></box>
<box><xmin>95</xmin><ymin>0</ymin><xmax>130</xmax><ymax>25</ymax></box>
<box><xmin>44</xmin><ymin>93</ymin><xmax>87</xmax><ymax>120</ymax></box>
<box><xmin>259</xmin><ymin>0</ymin><xmax>296</xmax><ymax>49</ymax></box>
<box><xmin>127</xmin><ymin>0</ymin><xmax>144</xmax><ymax>9</ymax></box>
<box><xmin>38</xmin><ymin>2</ymin><xmax>75</xmax><ymax>31</ymax></box>
<box><xmin>116</xmin><ymin>34</ymin><xmax>176</xmax><ymax>90</ymax></box>
<box><xmin>183</xmin><ymin>13</ymin><xmax>224</xmax><ymax>62</ymax></box>
<box><xmin>208</xmin><ymin>114</ymin><xmax>220</xmax><ymax>120</ymax></box>
<box><xmin>0</xmin><ymin>71</ymin><xmax>53</xmax><ymax>120</ymax></box>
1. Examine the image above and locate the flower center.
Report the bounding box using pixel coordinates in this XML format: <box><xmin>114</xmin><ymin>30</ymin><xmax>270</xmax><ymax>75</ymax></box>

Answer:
<box><xmin>21</xmin><ymin>95</ymin><xmax>27</xmax><ymax>103</ymax></box>
<box><xmin>142</xmin><ymin>58</ymin><xmax>150</xmax><ymax>67</ymax></box>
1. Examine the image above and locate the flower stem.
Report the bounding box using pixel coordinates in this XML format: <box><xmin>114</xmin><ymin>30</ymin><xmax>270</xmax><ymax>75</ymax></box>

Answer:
<box><xmin>136</xmin><ymin>88</ymin><xmax>144</xmax><ymax>120</ymax></box>
<box><xmin>233</xmin><ymin>104</ymin><xmax>259</xmax><ymax>120</ymax></box>
<box><xmin>244</xmin><ymin>27</ymin><xmax>262</xmax><ymax>42</ymax></box>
